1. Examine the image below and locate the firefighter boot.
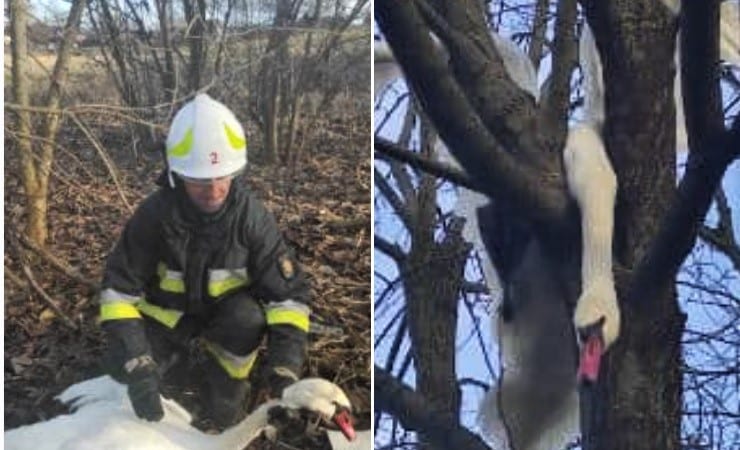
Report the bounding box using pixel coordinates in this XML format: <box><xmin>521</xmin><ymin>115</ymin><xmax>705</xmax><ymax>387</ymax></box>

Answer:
<box><xmin>202</xmin><ymin>356</ymin><xmax>252</xmax><ymax>428</ymax></box>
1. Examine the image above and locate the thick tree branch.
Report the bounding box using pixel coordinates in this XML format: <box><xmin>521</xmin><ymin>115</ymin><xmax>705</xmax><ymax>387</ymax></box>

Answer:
<box><xmin>538</xmin><ymin>0</ymin><xmax>577</xmax><ymax>152</ymax></box>
<box><xmin>376</xmin><ymin>0</ymin><xmax>570</xmax><ymax>233</ymax></box>
<box><xmin>626</xmin><ymin>0</ymin><xmax>738</xmax><ymax>309</ymax></box>
<box><xmin>375</xmin><ymin>137</ymin><xmax>479</xmax><ymax>192</ymax></box>
<box><xmin>416</xmin><ymin>0</ymin><xmax>546</xmax><ymax>167</ymax></box>
<box><xmin>680</xmin><ymin>0</ymin><xmax>724</xmax><ymax>153</ymax></box>
<box><xmin>374</xmin><ymin>366</ymin><xmax>491</xmax><ymax>450</ymax></box>
<box><xmin>528</xmin><ymin>0</ymin><xmax>550</xmax><ymax>71</ymax></box>
<box><xmin>628</xmin><ymin>115</ymin><xmax>740</xmax><ymax>311</ymax></box>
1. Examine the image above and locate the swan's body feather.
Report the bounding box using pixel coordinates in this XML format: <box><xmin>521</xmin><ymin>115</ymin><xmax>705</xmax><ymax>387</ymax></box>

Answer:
<box><xmin>5</xmin><ymin>376</ymin><xmax>351</xmax><ymax>450</ymax></box>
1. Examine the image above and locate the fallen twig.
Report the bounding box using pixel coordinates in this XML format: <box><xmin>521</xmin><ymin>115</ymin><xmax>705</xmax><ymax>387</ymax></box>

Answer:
<box><xmin>21</xmin><ymin>265</ymin><xmax>79</xmax><ymax>331</ymax></box>
<box><xmin>13</xmin><ymin>229</ymin><xmax>98</xmax><ymax>292</ymax></box>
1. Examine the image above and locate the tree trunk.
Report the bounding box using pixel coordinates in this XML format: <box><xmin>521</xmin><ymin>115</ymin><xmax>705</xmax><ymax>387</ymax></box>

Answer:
<box><xmin>155</xmin><ymin>0</ymin><xmax>176</xmax><ymax>96</ymax></box>
<box><xmin>578</xmin><ymin>2</ymin><xmax>685</xmax><ymax>448</ymax></box>
<box><xmin>9</xmin><ymin>0</ymin><xmax>40</xmax><ymax>243</ymax></box>
<box><xmin>10</xmin><ymin>0</ymin><xmax>85</xmax><ymax>246</ymax></box>
<box><xmin>258</xmin><ymin>0</ymin><xmax>292</xmax><ymax>163</ymax></box>
<box><xmin>184</xmin><ymin>0</ymin><xmax>207</xmax><ymax>91</ymax></box>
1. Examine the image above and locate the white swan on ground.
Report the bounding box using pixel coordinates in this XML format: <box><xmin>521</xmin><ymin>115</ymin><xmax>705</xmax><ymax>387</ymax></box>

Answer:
<box><xmin>4</xmin><ymin>376</ymin><xmax>357</xmax><ymax>450</ymax></box>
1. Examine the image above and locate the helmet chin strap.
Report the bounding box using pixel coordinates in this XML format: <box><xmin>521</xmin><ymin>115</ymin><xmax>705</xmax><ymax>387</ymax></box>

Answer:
<box><xmin>167</xmin><ymin>169</ymin><xmax>176</xmax><ymax>188</ymax></box>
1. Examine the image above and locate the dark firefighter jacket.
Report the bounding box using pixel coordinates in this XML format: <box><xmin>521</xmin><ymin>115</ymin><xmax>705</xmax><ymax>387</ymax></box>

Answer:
<box><xmin>98</xmin><ymin>177</ymin><xmax>310</xmax><ymax>377</ymax></box>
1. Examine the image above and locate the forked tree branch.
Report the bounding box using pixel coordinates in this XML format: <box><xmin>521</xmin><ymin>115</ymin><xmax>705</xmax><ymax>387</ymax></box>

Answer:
<box><xmin>375</xmin><ymin>0</ymin><xmax>571</xmax><ymax>233</ymax></box>
<box><xmin>627</xmin><ymin>0</ymin><xmax>739</xmax><ymax>310</ymax></box>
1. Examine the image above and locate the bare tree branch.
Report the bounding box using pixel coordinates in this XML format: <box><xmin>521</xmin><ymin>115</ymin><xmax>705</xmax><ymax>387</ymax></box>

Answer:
<box><xmin>12</xmin><ymin>228</ymin><xmax>99</xmax><ymax>291</ymax></box>
<box><xmin>528</xmin><ymin>0</ymin><xmax>550</xmax><ymax>71</ymax></box>
<box><xmin>375</xmin><ymin>235</ymin><xmax>407</xmax><ymax>264</ymax></box>
<box><xmin>375</xmin><ymin>0</ymin><xmax>571</xmax><ymax>233</ymax></box>
<box><xmin>680</xmin><ymin>0</ymin><xmax>725</xmax><ymax>153</ymax></box>
<box><xmin>538</xmin><ymin>0</ymin><xmax>577</xmax><ymax>152</ymax></box>
<box><xmin>375</xmin><ymin>137</ymin><xmax>479</xmax><ymax>191</ymax></box>
<box><xmin>416</xmin><ymin>0</ymin><xmax>547</xmax><ymax>166</ymax></box>
<box><xmin>375</xmin><ymin>365</ymin><xmax>491</xmax><ymax>450</ymax></box>
<box><xmin>627</xmin><ymin>134</ymin><xmax>738</xmax><ymax>311</ymax></box>
<box><xmin>375</xmin><ymin>166</ymin><xmax>414</xmax><ymax>229</ymax></box>
<box><xmin>21</xmin><ymin>265</ymin><xmax>79</xmax><ymax>331</ymax></box>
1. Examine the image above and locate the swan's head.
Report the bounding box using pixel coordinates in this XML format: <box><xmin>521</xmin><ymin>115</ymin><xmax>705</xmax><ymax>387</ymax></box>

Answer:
<box><xmin>573</xmin><ymin>277</ymin><xmax>620</xmax><ymax>384</ymax></box>
<box><xmin>275</xmin><ymin>378</ymin><xmax>356</xmax><ymax>441</ymax></box>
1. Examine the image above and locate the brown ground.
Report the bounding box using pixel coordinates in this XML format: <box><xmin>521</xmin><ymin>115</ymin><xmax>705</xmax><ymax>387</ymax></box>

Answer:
<box><xmin>4</xmin><ymin>108</ymin><xmax>371</xmax><ymax>448</ymax></box>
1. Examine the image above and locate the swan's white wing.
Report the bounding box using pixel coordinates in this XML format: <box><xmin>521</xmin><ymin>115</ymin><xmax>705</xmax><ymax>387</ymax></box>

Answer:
<box><xmin>720</xmin><ymin>1</ymin><xmax>740</xmax><ymax>66</ymax></box>
<box><xmin>490</xmin><ymin>32</ymin><xmax>539</xmax><ymax>100</ymax></box>
<box><xmin>5</xmin><ymin>396</ymin><xmax>193</xmax><ymax>450</ymax></box>
<box><xmin>5</xmin><ymin>376</ymin><xmax>208</xmax><ymax>450</ymax></box>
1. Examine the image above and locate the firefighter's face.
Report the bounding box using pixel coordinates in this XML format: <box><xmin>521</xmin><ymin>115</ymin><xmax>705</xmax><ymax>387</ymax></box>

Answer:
<box><xmin>183</xmin><ymin>176</ymin><xmax>232</xmax><ymax>213</ymax></box>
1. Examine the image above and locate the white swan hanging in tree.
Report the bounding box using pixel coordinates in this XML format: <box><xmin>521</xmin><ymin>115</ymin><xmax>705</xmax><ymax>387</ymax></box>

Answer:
<box><xmin>4</xmin><ymin>376</ymin><xmax>358</xmax><ymax>450</ymax></box>
<box><xmin>375</xmin><ymin>29</ymin><xmax>617</xmax><ymax>450</ymax></box>
<box><xmin>374</xmin><ymin>3</ymin><xmax>739</xmax><ymax>449</ymax></box>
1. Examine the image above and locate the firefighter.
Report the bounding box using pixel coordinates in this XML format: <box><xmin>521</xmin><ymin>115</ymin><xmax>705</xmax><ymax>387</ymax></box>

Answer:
<box><xmin>98</xmin><ymin>93</ymin><xmax>310</xmax><ymax>427</ymax></box>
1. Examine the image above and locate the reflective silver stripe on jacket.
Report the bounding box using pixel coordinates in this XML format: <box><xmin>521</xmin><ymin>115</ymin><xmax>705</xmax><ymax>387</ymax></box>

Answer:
<box><xmin>99</xmin><ymin>288</ymin><xmax>142</xmax><ymax>304</ymax></box>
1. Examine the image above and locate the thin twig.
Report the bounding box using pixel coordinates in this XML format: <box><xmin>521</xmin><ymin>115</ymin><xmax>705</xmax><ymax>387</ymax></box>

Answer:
<box><xmin>21</xmin><ymin>265</ymin><xmax>79</xmax><ymax>330</ymax></box>
<box><xmin>12</xmin><ymin>228</ymin><xmax>98</xmax><ymax>291</ymax></box>
<box><xmin>68</xmin><ymin>112</ymin><xmax>134</xmax><ymax>212</ymax></box>
<box><xmin>4</xmin><ymin>265</ymin><xmax>28</xmax><ymax>289</ymax></box>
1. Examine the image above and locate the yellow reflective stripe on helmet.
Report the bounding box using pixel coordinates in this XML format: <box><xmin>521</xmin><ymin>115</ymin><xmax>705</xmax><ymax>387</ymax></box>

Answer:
<box><xmin>158</xmin><ymin>262</ymin><xmax>185</xmax><ymax>294</ymax></box>
<box><xmin>208</xmin><ymin>268</ymin><xmax>250</xmax><ymax>297</ymax></box>
<box><xmin>100</xmin><ymin>303</ymin><xmax>142</xmax><ymax>321</ymax></box>
<box><xmin>167</xmin><ymin>127</ymin><xmax>194</xmax><ymax>157</ymax></box>
<box><xmin>223</xmin><ymin>123</ymin><xmax>246</xmax><ymax>150</ymax></box>
<box><xmin>136</xmin><ymin>300</ymin><xmax>183</xmax><ymax>329</ymax></box>
<box><xmin>265</xmin><ymin>309</ymin><xmax>310</xmax><ymax>332</ymax></box>
<box><xmin>203</xmin><ymin>340</ymin><xmax>258</xmax><ymax>380</ymax></box>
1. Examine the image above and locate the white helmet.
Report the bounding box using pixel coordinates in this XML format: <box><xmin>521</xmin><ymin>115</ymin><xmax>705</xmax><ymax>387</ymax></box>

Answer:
<box><xmin>165</xmin><ymin>93</ymin><xmax>247</xmax><ymax>184</ymax></box>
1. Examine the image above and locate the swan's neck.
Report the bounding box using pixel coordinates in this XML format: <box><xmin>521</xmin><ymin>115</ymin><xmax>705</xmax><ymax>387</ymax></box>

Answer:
<box><xmin>563</xmin><ymin>126</ymin><xmax>617</xmax><ymax>286</ymax></box>
<box><xmin>580</xmin><ymin>190</ymin><xmax>615</xmax><ymax>285</ymax></box>
<box><xmin>214</xmin><ymin>399</ymin><xmax>282</xmax><ymax>449</ymax></box>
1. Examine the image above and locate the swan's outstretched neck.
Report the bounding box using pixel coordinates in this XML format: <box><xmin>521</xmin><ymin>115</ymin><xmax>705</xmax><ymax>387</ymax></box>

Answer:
<box><xmin>214</xmin><ymin>399</ymin><xmax>282</xmax><ymax>449</ymax></box>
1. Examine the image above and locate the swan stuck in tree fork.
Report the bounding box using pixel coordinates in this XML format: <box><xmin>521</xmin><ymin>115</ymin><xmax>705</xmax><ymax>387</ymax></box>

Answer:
<box><xmin>374</xmin><ymin>2</ymin><xmax>739</xmax><ymax>449</ymax></box>
<box><xmin>4</xmin><ymin>376</ymin><xmax>357</xmax><ymax>450</ymax></box>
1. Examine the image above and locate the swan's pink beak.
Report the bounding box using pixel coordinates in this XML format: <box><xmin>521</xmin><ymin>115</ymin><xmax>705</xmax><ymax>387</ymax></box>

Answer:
<box><xmin>333</xmin><ymin>409</ymin><xmax>356</xmax><ymax>441</ymax></box>
<box><xmin>577</xmin><ymin>333</ymin><xmax>604</xmax><ymax>384</ymax></box>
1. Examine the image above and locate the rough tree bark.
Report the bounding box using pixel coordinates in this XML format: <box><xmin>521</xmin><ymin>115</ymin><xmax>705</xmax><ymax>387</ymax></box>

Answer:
<box><xmin>375</xmin><ymin>0</ymin><xmax>738</xmax><ymax>449</ymax></box>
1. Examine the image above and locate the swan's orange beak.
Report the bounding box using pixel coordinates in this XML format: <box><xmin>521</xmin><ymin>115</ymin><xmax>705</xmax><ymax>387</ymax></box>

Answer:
<box><xmin>577</xmin><ymin>331</ymin><xmax>604</xmax><ymax>384</ymax></box>
<box><xmin>333</xmin><ymin>409</ymin><xmax>356</xmax><ymax>441</ymax></box>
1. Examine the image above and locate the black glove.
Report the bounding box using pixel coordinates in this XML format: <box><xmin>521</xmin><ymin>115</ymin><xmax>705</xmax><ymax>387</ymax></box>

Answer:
<box><xmin>125</xmin><ymin>355</ymin><xmax>164</xmax><ymax>421</ymax></box>
<box><xmin>265</xmin><ymin>366</ymin><xmax>299</xmax><ymax>399</ymax></box>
